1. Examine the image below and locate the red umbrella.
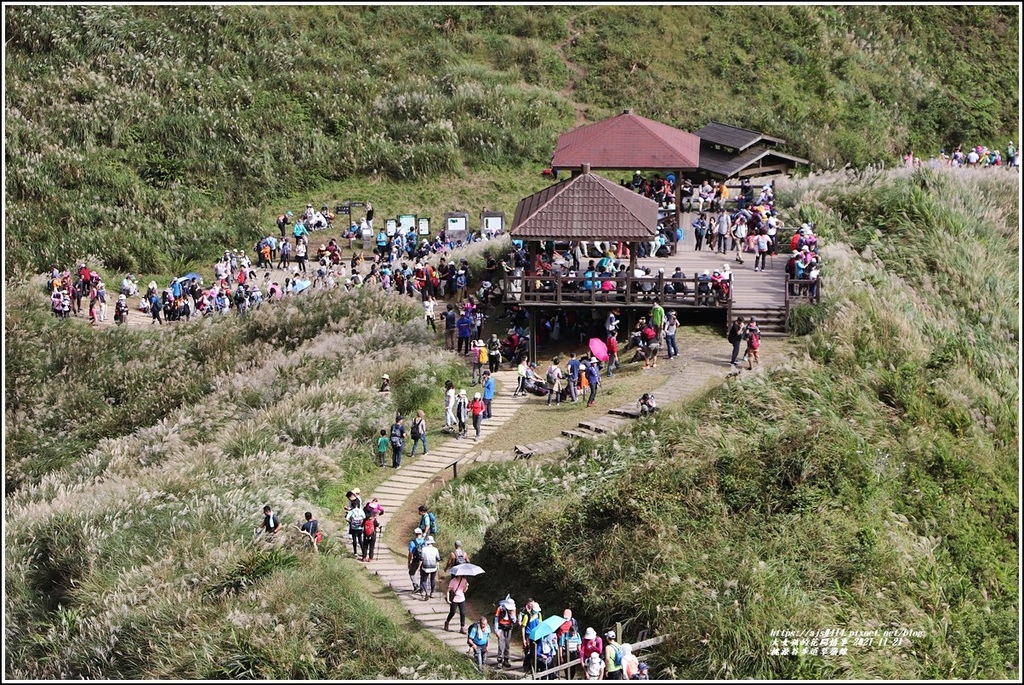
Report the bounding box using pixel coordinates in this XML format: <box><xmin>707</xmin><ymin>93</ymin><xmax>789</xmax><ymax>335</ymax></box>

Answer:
<box><xmin>588</xmin><ymin>337</ymin><xmax>609</xmax><ymax>362</ymax></box>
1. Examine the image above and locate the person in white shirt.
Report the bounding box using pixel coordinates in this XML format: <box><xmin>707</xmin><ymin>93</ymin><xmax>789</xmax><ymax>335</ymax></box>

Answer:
<box><xmin>418</xmin><ymin>536</ymin><xmax>442</xmax><ymax>599</ymax></box>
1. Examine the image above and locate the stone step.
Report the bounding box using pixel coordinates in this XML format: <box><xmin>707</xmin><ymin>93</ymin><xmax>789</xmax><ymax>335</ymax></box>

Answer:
<box><xmin>561</xmin><ymin>428</ymin><xmax>600</xmax><ymax>439</ymax></box>
<box><xmin>609</xmin><ymin>407</ymin><xmax>642</xmax><ymax>418</ymax></box>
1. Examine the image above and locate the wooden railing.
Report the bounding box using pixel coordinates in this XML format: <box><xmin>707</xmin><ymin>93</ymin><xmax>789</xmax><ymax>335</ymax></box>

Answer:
<box><xmin>783</xmin><ymin>275</ymin><xmax>822</xmax><ymax>332</ymax></box>
<box><xmin>502</xmin><ymin>272</ymin><xmax>732</xmax><ymax>308</ymax></box>
<box><xmin>529</xmin><ymin>634</ymin><xmax>668</xmax><ymax>680</ymax></box>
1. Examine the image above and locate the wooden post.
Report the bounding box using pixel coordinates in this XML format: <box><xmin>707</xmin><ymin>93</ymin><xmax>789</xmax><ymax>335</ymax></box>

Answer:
<box><xmin>674</xmin><ymin>168</ymin><xmax>683</xmax><ymax>256</ymax></box>
<box><xmin>529</xmin><ymin>309</ymin><xmax>537</xmax><ymax>365</ymax></box>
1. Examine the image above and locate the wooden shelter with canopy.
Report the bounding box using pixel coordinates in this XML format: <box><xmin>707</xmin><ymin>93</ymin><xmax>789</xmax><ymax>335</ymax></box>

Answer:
<box><xmin>549</xmin><ymin>108</ymin><xmax>701</xmax><ymax>252</ymax></box>
<box><xmin>504</xmin><ymin>164</ymin><xmax>731</xmax><ymax>361</ymax></box>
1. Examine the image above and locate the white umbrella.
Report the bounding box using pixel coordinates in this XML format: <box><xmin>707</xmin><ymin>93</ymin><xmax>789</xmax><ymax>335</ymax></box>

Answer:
<box><xmin>448</xmin><ymin>563</ymin><xmax>485</xmax><ymax>577</ymax></box>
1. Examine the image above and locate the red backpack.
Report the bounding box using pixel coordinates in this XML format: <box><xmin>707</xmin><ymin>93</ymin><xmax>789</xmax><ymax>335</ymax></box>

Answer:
<box><xmin>363</xmin><ymin>517</ymin><xmax>376</xmax><ymax>538</ymax></box>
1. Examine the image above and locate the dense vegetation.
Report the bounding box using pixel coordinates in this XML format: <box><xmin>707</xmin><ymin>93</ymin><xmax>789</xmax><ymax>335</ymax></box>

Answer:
<box><xmin>431</xmin><ymin>167</ymin><xmax>1019</xmax><ymax>679</ymax></box>
<box><xmin>4</xmin><ymin>5</ymin><xmax>1018</xmax><ymax>276</ymax></box>
<box><xmin>4</xmin><ymin>5</ymin><xmax>1019</xmax><ymax>681</ymax></box>
<box><xmin>5</xmin><ymin>287</ymin><xmax>479</xmax><ymax>679</ymax></box>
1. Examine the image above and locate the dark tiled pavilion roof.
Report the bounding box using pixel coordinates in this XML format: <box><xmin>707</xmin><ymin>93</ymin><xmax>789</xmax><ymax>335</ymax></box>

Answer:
<box><xmin>694</xmin><ymin>121</ymin><xmax>786</xmax><ymax>151</ymax></box>
<box><xmin>551</xmin><ymin>110</ymin><xmax>700</xmax><ymax>171</ymax></box>
<box><xmin>511</xmin><ymin>171</ymin><xmax>658</xmax><ymax>241</ymax></box>
<box><xmin>698</xmin><ymin>146</ymin><xmax>810</xmax><ymax>178</ymax></box>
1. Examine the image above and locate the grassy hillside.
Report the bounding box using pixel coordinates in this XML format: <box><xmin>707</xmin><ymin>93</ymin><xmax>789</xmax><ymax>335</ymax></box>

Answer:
<box><xmin>4</xmin><ymin>286</ymin><xmax>479</xmax><ymax>679</ymax></box>
<box><xmin>3</xmin><ymin>5</ymin><xmax>1019</xmax><ymax>680</ymax></box>
<box><xmin>4</xmin><ymin>5</ymin><xmax>1018</xmax><ymax>276</ymax></box>
<box><xmin>428</xmin><ymin>167</ymin><xmax>1019</xmax><ymax>679</ymax></box>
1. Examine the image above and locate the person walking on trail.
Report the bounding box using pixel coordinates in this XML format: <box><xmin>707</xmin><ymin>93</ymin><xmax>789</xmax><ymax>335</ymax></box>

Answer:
<box><xmin>443</xmin><ymin>304</ymin><xmax>457</xmax><ymax>351</ymax></box>
<box><xmin>409</xmin><ymin>409</ymin><xmax>429</xmax><ymax>457</ymax></box>
<box><xmin>581</xmin><ymin>627</ymin><xmax>604</xmax><ymax>669</ymax></box>
<box><xmin>375</xmin><ymin>429</ymin><xmax>389</xmax><ymax>467</ymax></box>
<box><xmin>445</xmin><ymin>540</ymin><xmax>470</xmax><ymax>571</ymax></box>
<box><xmin>418</xmin><ymin>504</ymin><xmax>438</xmax><ymax>537</ymax></box>
<box><xmin>444</xmin><ymin>572</ymin><xmax>469</xmax><ymax>633</ymax></box>
<box><xmin>469</xmin><ymin>392</ymin><xmax>486</xmax><ymax>439</ymax></box>
<box><xmin>471</xmin><ymin>340</ymin><xmax>485</xmax><ymax>385</ymax></box>
<box><xmin>494</xmin><ymin>596</ymin><xmax>517</xmax><ymax>668</ymax></box>
<box><xmin>584</xmin><ymin>358</ymin><xmax>601</xmax><ymax>407</ymax></box>
<box><xmin>520</xmin><ymin>599</ymin><xmax>543</xmax><ymax>673</ymax></box>
<box><xmin>407</xmin><ymin>527</ymin><xmax>425</xmax><ymax>593</ymax></box>
<box><xmin>457</xmin><ymin>309</ymin><xmax>473</xmax><ymax>355</ymax></box>
<box><xmin>664</xmin><ymin>311</ymin><xmax>679</xmax><ymax>359</ymax></box>
<box><xmin>455</xmin><ymin>389</ymin><xmax>469</xmax><ymax>439</ymax></box>
<box><xmin>561</xmin><ymin>621</ymin><xmax>584</xmax><ymax>680</ymax></box>
<box><xmin>390</xmin><ymin>415</ymin><xmax>406</xmax><ymax>469</ymax></box>
<box><xmin>620</xmin><ymin>643</ymin><xmax>640</xmax><ymax>680</ymax></box>
<box><xmin>606</xmin><ymin>332</ymin><xmax>621</xmax><ymax>377</ymax></box>
<box><xmin>566</xmin><ymin>353</ymin><xmax>581</xmax><ymax>403</ymax></box>
<box><xmin>468</xmin><ymin>616</ymin><xmax>492</xmax><ymax>672</ymax></box>
<box><xmin>444</xmin><ymin>380</ymin><xmax>457</xmax><ymax>432</ymax></box>
<box><xmin>603</xmin><ymin>630</ymin><xmax>625</xmax><ymax>680</ymax></box>
<box><xmin>545</xmin><ymin>357</ymin><xmax>564</xmax><ymax>407</ymax></box>
<box><xmin>744</xmin><ymin>317</ymin><xmax>761</xmax><ymax>370</ymax></box>
<box><xmin>346</xmin><ymin>502</ymin><xmax>366</xmax><ymax>557</ymax></box>
<box><xmin>488</xmin><ymin>334</ymin><xmax>502</xmax><ymax>373</ymax></box>
<box><xmin>482</xmin><ymin>370</ymin><xmax>495</xmax><ymax>419</ymax></box>
<box><xmin>727</xmin><ymin>315</ymin><xmax>745</xmax><ymax>367</ymax></box>
<box><xmin>360</xmin><ymin>509</ymin><xmax>379</xmax><ymax>562</ymax></box>
<box><xmin>585</xmin><ymin>651</ymin><xmax>605</xmax><ymax>680</ymax></box>
<box><xmin>418</xmin><ymin>536</ymin><xmax>442</xmax><ymax>599</ymax></box>
<box><xmin>514</xmin><ymin>358</ymin><xmax>528</xmax><ymax>397</ymax></box>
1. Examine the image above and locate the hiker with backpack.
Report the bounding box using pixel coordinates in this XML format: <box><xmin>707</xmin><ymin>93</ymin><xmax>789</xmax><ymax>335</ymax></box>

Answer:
<box><xmin>390</xmin><ymin>414</ymin><xmax>406</xmax><ymax>469</ymax></box>
<box><xmin>743</xmin><ymin>317</ymin><xmax>762</xmax><ymax>370</ymax></box>
<box><xmin>468</xmin><ymin>616</ymin><xmax>492</xmax><ymax>673</ymax></box>
<box><xmin>493</xmin><ymin>596</ymin><xmax>517</xmax><ymax>668</ymax></box>
<box><xmin>603</xmin><ymin>630</ymin><xmax>625</xmax><ymax>679</ymax></box>
<box><xmin>360</xmin><ymin>508</ymin><xmax>379</xmax><ymax>562</ymax></box>
<box><xmin>346</xmin><ymin>502</ymin><xmax>366</xmax><ymax>557</ymax></box>
<box><xmin>545</xmin><ymin>357</ymin><xmax>564</xmax><ymax>406</ymax></box>
<box><xmin>417</xmin><ymin>504</ymin><xmax>438</xmax><ymax>537</ymax></box>
<box><xmin>445</xmin><ymin>540</ymin><xmax>470</xmax><ymax>571</ymax></box>
<box><xmin>408</xmin><ymin>527</ymin><xmax>426</xmax><ymax>593</ymax></box>
<box><xmin>409</xmin><ymin>409</ymin><xmax>428</xmax><ymax>457</ymax></box>
<box><xmin>520</xmin><ymin>599</ymin><xmax>543</xmax><ymax>673</ymax></box>
<box><xmin>418</xmin><ymin>536</ymin><xmax>442</xmax><ymax>599</ymax></box>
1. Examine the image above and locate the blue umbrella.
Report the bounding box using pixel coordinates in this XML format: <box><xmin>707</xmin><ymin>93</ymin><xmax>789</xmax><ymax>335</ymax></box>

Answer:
<box><xmin>292</xmin><ymin>279</ymin><xmax>312</xmax><ymax>294</ymax></box>
<box><xmin>528</xmin><ymin>615</ymin><xmax>568</xmax><ymax>641</ymax></box>
<box><xmin>180</xmin><ymin>272</ymin><xmax>203</xmax><ymax>283</ymax></box>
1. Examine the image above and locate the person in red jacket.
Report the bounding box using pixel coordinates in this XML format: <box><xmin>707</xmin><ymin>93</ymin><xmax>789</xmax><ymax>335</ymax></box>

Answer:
<box><xmin>606</xmin><ymin>333</ymin><xmax>621</xmax><ymax>377</ymax></box>
<box><xmin>469</xmin><ymin>392</ymin><xmax>486</xmax><ymax>440</ymax></box>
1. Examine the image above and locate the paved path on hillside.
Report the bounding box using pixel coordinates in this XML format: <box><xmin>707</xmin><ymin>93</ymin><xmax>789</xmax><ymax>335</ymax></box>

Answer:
<box><xmin>354</xmin><ymin>368</ymin><xmax>534</xmax><ymax>675</ymax></box>
<box><xmin>351</xmin><ymin>337</ymin><xmax>768</xmax><ymax>677</ymax></box>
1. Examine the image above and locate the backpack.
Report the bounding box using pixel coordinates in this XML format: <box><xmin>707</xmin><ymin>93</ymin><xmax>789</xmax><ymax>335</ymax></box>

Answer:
<box><xmin>411</xmin><ymin>539</ymin><xmax>423</xmax><ymax>562</ymax></box>
<box><xmin>427</xmin><ymin>512</ymin><xmax>438</xmax><ymax>534</ymax></box>
<box><xmin>546</xmin><ymin>369</ymin><xmax>557</xmax><ymax>385</ymax></box>
<box><xmin>642</xmin><ymin>325</ymin><xmax>656</xmax><ymax>341</ymax></box>
<box><xmin>454</xmin><ymin>548</ymin><xmax>467</xmax><ymax>565</ymax></box>
<box><xmin>363</xmin><ymin>517</ymin><xmax>376</xmax><ymax>538</ymax></box>
<box><xmin>613</xmin><ymin>644</ymin><xmax>623</xmax><ymax>667</ymax></box>
<box><xmin>410</xmin><ymin>419</ymin><xmax>423</xmax><ymax>440</ymax></box>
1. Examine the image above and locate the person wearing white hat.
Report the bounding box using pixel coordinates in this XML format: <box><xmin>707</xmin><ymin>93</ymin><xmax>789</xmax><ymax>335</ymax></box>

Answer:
<box><xmin>408</xmin><ymin>527</ymin><xmax>426</xmax><ymax>593</ymax></box>
<box><xmin>114</xmin><ymin>292</ymin><xmax>129</xmax><ymax>325</ymax></box>
<box><xmin>471</xmin><ymin>339</ymin><xmax>485</xmax><ymax>385</ymax></box>
<box><xmin>581</xmin><ymin>627</ymin><xmax>604</xmax><ymax>677</ymax></box>
<box><xmin>494</xmin><ymin>596</ymin><xmax>517</xmax><ymax>667</ymax></box>
<box><xmin>418</xmin><ymin>536</ymin><xmax>442</xmax><ymax>599</ymax></box>
<box><xmin>603</xmin><ymin>630</ymin><xmax>624</xmax><ymax>679</ymax></box>
<box><xmin>379</xmin><ymin>374</ymin><xmax>391</xmax><ymax>393</ymax></box>
<box><xmin>469</xmin><ymin>392</ymin><xmax>486</xmax><ymax>440</ymax></box>
<box><xmin>455</xmin><ymin>389</ymin><xmax>469</xmax><ymax>439</ymax></box>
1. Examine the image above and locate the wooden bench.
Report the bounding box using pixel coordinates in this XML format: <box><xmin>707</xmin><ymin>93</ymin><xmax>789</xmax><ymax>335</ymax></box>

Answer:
<box><xmin>513</xmin><ymin>445</ymin><xmax>534</xmax><ymax>460</ymax></box>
